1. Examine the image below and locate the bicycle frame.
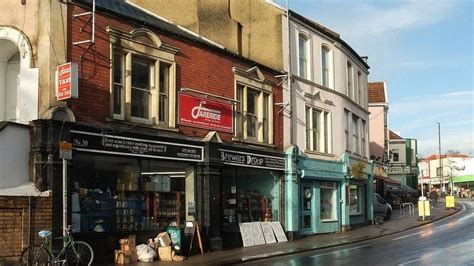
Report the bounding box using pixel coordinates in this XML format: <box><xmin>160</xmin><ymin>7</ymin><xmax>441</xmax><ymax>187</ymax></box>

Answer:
<box><xmin>41</xmin><ymin>233</ymin><xmax>78</xmax><ymax>261</ymax></box>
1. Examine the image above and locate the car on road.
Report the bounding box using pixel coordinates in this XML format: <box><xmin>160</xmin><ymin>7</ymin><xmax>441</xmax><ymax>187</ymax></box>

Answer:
<box><xmin>374</xmin><ymin>193</ymin><xmax>392</xmax><ymax>220</ymax></box>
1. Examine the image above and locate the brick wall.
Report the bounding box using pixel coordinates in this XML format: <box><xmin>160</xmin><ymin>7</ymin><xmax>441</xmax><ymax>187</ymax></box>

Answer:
<box><xmin>0</xmin><ymin>196</ymin><xmax>52</xmax><ymax>263</ymax></box>
<box><xmin>68</xmin><ymin>5</ymin><xmax>283</xmax><ymax>149</ymax></box>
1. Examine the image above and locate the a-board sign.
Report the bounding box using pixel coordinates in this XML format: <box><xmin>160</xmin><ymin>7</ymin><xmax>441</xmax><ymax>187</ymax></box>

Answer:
<box><xmin>250</xmin><ymin>222</ymin><xmax>266</xmax><ymax>246</ymax></box>
<box><xmin>183</xmin><ymin>221</ymin><xmax>203</xmax><ymax>255</ymax></box>
<box><xmin>239</xmin><ymin>223</ymin><xmax>254</xmax><ymax>247</ymax></box>
<box><xmin>270</xmin><ymin>221</ymin><xmax>288</xmax><ymax>243</ymax></box>
<box><xmin>261</xmin><ymin>222</ymin><xmax>277</xmax><ymax>244</ymax></box>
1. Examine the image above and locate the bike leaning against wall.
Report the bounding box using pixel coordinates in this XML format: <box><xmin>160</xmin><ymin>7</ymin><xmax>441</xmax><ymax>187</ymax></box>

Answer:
<box><xmin>19</xmin><ymin>225</ymin><xmax>94</xmax><ymax>265</ymax></box>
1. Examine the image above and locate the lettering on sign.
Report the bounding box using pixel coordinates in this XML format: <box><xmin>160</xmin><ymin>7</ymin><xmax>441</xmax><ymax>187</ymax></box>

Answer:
<box><xmin>219</xmin><ymin>149</ymin><xmax>285</xmax><ymax>170</ymax></box>
<box><xmin>56</xmin><ymin>62</ymin><xmax>78</xmax><ymax>100</ymax></box>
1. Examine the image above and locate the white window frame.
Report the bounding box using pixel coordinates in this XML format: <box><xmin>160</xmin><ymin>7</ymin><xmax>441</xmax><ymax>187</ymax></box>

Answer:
<box><xmin>298</xmin><ymin>34</ymin><xmax>310</xmax><ymax>80</ymax></box>
<box><xmin>108</xmin><ymin>27</ymin><xmax>177</xmax><ymax>128</ymax></box>
<box><xmin>320</xmin><ymin>181</ymin><xmax>337</xmax><ymax>221</ymax></box>
<box><xmin>347</xmin><ymin>61</ymin><xmax>353</xmax><ymax>99</ymax></box>
<box><xmin>305</xmin><ymin>106</ymin><xmax>331</xmax><ymax>153</ymax></box>
<box><xmin>321</xmin><ymin>45</ymin><xmax>333</xmax><ymax>89</ymax></box>
<box><xmin>344</xmin><ymin>110</ymin><xmax>350</xmax><ymax>151</ymax></box>
<box><xmin>356</xmin><ymin>71</ymin><xmax>361</xmax><ymax>105</ymax></box>
<box><xmin>233</xmin><ymin>68</ymin><xmax>273</xmax><ymax>145</ymax></box>
<box><xmin>352</xmin><ymin>114</ymin><xmax>360</xmax><ymax>154</ymax></box>
<box><xmin>361</xmin><ymin>120</ymin><xmax>366</xmax><ymax>157</ymax></box>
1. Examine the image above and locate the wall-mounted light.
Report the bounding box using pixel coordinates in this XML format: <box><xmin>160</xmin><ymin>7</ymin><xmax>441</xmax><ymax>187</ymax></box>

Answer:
<box><xmin>21</xmin><ymin>0</ymin><xmax>26</xmax><ymax>5</ymax></box>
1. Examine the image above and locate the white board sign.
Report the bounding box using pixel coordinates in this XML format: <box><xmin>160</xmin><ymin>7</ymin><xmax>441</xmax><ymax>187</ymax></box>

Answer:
<box><xmin>271</xmin><ymin>221</ymin><xmax>288</xmax><ymax>243</ymax></box>
<box><xmin>261</xmin><ymin>222</ymin><xmax>277</xmax><ymax>244</ymax></box>
<box><xmin>251</xmin><ymin>222</ymin><xmax>266</xmax><ymax>246</ymax></box>
<box><xmin>239</xmin><ymin>223</ymin><xmax>254</xmax><ymax>247</ymax></box>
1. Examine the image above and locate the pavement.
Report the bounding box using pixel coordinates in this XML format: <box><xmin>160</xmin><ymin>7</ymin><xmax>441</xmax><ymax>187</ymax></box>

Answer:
<box><xmin>128</xmin><ymin>199</ymin><xmax>460</xmax><ymax>265</ymax></box>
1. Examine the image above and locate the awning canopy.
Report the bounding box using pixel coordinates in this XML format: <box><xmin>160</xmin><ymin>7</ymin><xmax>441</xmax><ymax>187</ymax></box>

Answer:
<box><xmin>374</xmin><ymin>175</ymin><xmax>401</xmax><ymax>185</ymax></box>
<box><xmin>453</xmin><ymin>175</ymin><xmax>474</xmax><ymax>183</ymax></box>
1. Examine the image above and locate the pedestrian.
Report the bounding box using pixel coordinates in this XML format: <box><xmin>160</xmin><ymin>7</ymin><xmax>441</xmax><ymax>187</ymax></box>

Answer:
<box><xmin>384</xmin><ymin>189</ymin><xmax>394</xmax><ymax>207</ymax></box>
<box><xmin>430</xmin><ymin>189</ymin><xmax>438</xmax><ymax>205</ymax></box>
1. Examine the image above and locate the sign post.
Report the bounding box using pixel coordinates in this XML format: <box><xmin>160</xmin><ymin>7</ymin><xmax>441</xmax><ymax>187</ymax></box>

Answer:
<box><xmin>59</xmin><ymin>142</ymin><xmax>72</xmax><ymax>242</ymax></box>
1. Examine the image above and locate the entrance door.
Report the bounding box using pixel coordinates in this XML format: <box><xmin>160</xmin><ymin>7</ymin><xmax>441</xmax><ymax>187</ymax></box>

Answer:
<box><xmin>300</xmin><ymin>182</ymin><xmax>315</xmax><ymax>234</ymax></box>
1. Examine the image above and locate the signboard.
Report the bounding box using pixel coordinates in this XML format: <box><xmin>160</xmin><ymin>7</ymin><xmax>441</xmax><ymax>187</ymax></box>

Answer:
<box><xmin>261</xmin><ymin>222</ymin><xmax>277</xmax><ymax>244</ymax></box>
<box><xmin>388</xmin><ymin>166</ymin><xmax>405</xmax><ymax>175</ymax></box>
<box><xmin>56</xmin><ymin>62</ymin><xmax>78</xmax><ymax>100</ymax></box>
<box><xmin>239</xmin><ymin>223</ymin><xmax>254</xmax><ymax>247</ymax></box>
<box><xmin>71</xmin><ymin>130</ymin><xmax>203</xmax><ymax>162</ymax></box>
<box><xmin>59</xmin><ymin>141</ymin><xmax>72</xmax><ymax>160</ymax></box>
<box><xmin>179</xmin><ymin>93</ymin><xmax>233</xmax><ymax>133</ymax></box>
<box><xmin>219</xmin><ymin>149</ymin><xmax>285</xmax><ymax>171</ymax></box>
<box><xmin>250</xmin><ymin>222</ymin><xmax>266</xmax><ymax>246</ymax></box>
<box><xmin>270</xmin><ymin>221</ymin><xmax>288</xmax><ymax>243</ymax></box>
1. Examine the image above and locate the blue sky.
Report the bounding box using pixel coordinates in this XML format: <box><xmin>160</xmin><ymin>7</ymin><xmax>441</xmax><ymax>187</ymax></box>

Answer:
<box><xmin>279</xmin><ymin>0</ymin><xmax>473</xmax><ymax>157</ymax></box>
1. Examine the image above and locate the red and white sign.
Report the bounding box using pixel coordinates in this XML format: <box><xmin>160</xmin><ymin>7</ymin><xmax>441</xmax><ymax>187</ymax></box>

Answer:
<box><xmin>179</xmin><ymin>93</ymin><xmax>233</xmax><ymax>133</ymax></box>
<box><xmin>56</xmin><ymin>62</ymin><xmax>78</xmax><ymax>101</ymax></box>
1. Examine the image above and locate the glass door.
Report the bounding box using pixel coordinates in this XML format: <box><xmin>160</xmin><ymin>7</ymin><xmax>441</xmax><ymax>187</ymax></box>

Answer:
<box><xmin>300</xmin><ymin>181</ymin><xmax>315</xmax><ymax>234</ymax></box>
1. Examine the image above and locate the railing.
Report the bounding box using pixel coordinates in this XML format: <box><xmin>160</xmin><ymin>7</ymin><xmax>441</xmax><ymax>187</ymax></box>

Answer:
<box><xmin>400</xmin><ymin>202</ymin><xmax>415</xmax><ymax>215</ymax></box>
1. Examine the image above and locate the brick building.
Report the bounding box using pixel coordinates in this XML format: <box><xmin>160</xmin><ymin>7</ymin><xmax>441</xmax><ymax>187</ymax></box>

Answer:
<box><xmin>30</xmin><ymin>0</ymin><xmax>284</xmax><ymax>262</ymax></box>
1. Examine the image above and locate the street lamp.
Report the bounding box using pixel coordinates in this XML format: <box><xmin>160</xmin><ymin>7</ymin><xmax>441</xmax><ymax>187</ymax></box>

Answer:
<box><xmin>435</xmin><ymin>122</ymin><xmax>444</xmax><ymax>194</ymax></box>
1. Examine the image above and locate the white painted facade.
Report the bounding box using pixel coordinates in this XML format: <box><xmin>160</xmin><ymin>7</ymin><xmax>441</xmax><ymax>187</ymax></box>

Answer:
<box><xmin>282</xmin><ymin>15</ymin><xmax>370</xmax><ymax>161</ymax></box>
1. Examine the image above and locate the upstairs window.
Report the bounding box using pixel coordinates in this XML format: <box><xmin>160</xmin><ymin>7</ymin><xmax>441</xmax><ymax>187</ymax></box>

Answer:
<box><xmin>298</xmin><ymin>34</ymin><xmax>309</xmax><ymax>80</ymax></box>
<box><xmin>347</xmin><ymin>61</ymin><xmax>353</xmax><ymax>99</ymax></box>
<box><xmin>344</xmin><ymin>110</ymin><xmax>350</xmax><ymax>151</ymax></box>
<box><xmin>356</xmin><ymin>71</ymin><xmax>361</xmax><ymax>104</ymax></box>
<box><xmin>321</xmin><ymin>46</ymin><xmax>332</xmax><ymax>88</ymax></box>
<box><xmin>352</xmin><ymin>114</ymin><xmax>359</xmax><ymax>154</ymax></box>
<box><xmin>109</xmin><ymin>27</ymin><xmax>178</xmax><ymax>127</ymax></box>
<box><xmin>306</xmin><ymin>106</ymin><xmax>331</xmax><ymax>153</ymax></box>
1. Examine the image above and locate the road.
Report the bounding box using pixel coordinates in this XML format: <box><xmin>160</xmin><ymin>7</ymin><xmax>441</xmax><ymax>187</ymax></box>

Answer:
<box><xmin>242</xmin><ymin>199</ymin><xmax>474</xmax><ymax>266</ymax></box>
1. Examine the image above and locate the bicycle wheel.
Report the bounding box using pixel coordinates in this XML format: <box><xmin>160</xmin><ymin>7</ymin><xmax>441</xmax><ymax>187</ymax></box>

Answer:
<box><xmin>19</xmin><ymin>245</ymin><xmax>51</xmax><ymax>265</ymax></box>
<box><xmin>65</xmin><ymin>241</ymin><xmax>94</xmax><ymax>265</ymax></box>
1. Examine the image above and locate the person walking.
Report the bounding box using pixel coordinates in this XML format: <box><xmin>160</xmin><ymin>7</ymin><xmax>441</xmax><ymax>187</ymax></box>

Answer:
<box><xmin>430</xmin><ymin>188</ymin><xmax>438</xmax><ymax>205</ymax></box>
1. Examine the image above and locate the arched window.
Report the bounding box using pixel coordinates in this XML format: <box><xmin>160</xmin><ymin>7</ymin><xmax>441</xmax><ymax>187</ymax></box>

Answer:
<box><xmin>298</xmin><ymin>34</ymin><xmax>309</xmax><ymax>79</ymax></box>
<box><xmin>321</xmin><ymin>45</ymin><xmax>332</xmax><ymax>88</ymax></box>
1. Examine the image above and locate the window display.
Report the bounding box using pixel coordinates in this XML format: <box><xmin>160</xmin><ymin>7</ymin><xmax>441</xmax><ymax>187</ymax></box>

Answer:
<box><xmin>70</xmin><ymin>154</ymin><xmax>188</xmax><ymax>233</ymax></box>
<box><xmin>349</xmin><ymin>184</ymin><xmax>362</xmax><ymax>215</ymax></box>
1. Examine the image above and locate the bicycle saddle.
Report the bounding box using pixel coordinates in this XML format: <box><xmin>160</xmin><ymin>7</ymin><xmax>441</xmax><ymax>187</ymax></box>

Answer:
<box><xmin>38</xmin><ymin>230</ymin><xmax>52</xmax><ymax>238</ymax></box>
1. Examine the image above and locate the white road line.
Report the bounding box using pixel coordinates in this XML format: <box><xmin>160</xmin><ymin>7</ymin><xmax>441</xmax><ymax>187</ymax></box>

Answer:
<box><xmin>458</xmin><ymin>213</ymin><xmax>474</xmax><ymax>223</ymax></box>
<box><xmin>392</xmin><ymin>231</ymin><xmax>423</xmax><ymax>241</ymax></box>
<box><xmin>398</xmin><ymin>239</ymin><xmax>474</xmax><ymax>266</ymax></box>
<box><xmin>310</xmin><ymin>244</ymin><xmax>371</xmax><ymax>258</ymax></box>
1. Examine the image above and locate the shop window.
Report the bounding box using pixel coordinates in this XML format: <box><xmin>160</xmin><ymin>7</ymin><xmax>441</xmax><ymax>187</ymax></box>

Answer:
<box><xmin>305</xmin><ymin>106</ymin><xmax>331</xmax><ymax>153</ymax></box>
<box><xmin>109</xmin><ymin>27</ymin><xmax>177</xmax><ymax>127</ymax></box>
<box><xmin>349</xmin><ymin>184</ymin><xmax>362</xmax><ymax>215</ymax></box>
<box><xmin>233</xmin><ymin>67</ymin><xmax>273</xmax><ymax>144</ymax></box>
<box><xmin>69</xmin><ymin>154</ymin><xmax>189</xmax><ymax>233</ymax></box>
<box><xmin>320</xmin><ymin>181</ymin><xmax>337</xmax><ymax>221</ymax></box>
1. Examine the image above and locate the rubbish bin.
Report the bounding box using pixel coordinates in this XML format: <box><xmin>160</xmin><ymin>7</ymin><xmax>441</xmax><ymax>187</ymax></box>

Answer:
<box><xmin>167</xmin><ymin>226</ymin><xmax>182</xmax><ymax>252</ymax></box>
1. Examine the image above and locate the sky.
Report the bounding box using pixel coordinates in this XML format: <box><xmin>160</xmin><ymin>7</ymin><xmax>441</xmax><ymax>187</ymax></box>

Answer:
<box><xmin>278</xmin><ymin>0</ymin><xmax>473</xmax><ymax>158</ymax></box>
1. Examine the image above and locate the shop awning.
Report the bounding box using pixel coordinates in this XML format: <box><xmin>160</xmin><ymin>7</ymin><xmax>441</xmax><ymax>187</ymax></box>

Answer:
<box><xmin>374</xmin><ymin>175</ymin><xmax>401</xmax><ymax>185</ymax></box>
<box><xmin>0</xmin><ymin>182</ymin><xmax>49</xmax><ymax>197</ymax></box>
<box><xmin>452</xmin><ymin>175</ymin><xmax>474</xmax><ymax>183</ymax></box>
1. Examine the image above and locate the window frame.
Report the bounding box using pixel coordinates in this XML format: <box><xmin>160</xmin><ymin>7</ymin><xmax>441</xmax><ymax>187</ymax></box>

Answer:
<box><xmin>298</xmin><ymin>33</ymin><xmax>310</xmax><ymax>80</ymax></box>
<box><xmin>346</xmin><ymin>61</ymin><xmax>353</xmax><ymax>99</ymax></box>
<box><xmin>321</xmin><ymin>45</ymin><xmax>332</xmax><ymax>89</ymax></box>
<box><xmin>361</xmin><ymin>120</ymin><xmax>366</xmax><ymax>157</ymax></box>
<box><xmin>320</xmin><ymin>181</ymin><xmax>337</xmax><ymax>221</ymax></box>
<box><xmin>352</xmin><ymin>114</ymin><xmax>360</xmax><ymax>155</ymax></box>
<box><xmin>305</xmin><ymin>105</ymin><xmax>331</xmax><ymax>153</ymax></box>
<box><xmin>344</xmin><ymin>110</ymin><xmax>350</xmax><ymax>151</ymax></box>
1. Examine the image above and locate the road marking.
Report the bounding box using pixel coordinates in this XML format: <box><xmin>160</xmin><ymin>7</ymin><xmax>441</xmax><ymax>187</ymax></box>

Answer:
<box><xmin>458</xmin><ymin>213</ymin><xmax>474</xmax><ymax>223</ymax></box>
<box><xmin>310</xmin><ymin>244</ymin><xmax>371</xmax><ymax>258</ymax></box>
<box><xmin>392</xmin><ymin>231</ymin><xmax>423</xmax><ymax>241</ymax></box>
<box><xmin>398</xmin><ymin>239</ymin><xmax>474</xmax><ymax>265</ymax></box>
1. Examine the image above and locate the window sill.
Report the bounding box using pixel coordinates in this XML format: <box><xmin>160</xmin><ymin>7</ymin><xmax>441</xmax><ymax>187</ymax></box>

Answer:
<box><xmin>304</xmin><ymin>150</ymin><xmax>335</xmax><ymax>157</ymax></box>
<box><xmin>105</xmin><ymin>117</ymin><xmax>179</xmax><ymax>132</ymax></box>
<box><xmin>231</xmin><ymin>137</ymin><xmax>275</xmax><ymax>148</ymax></box>
<box><xmin>321</xmin><ymin>219</ymin><xmax>338</xmax><ymax>223</ymax></box>
<box><xmin>350</xmin><ymin>213</ymin><xmax>363</xmax><ymax>217</ymax></box>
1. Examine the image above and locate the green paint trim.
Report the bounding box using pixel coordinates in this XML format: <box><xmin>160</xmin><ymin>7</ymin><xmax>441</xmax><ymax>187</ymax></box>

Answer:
<box><xmin>453</xmin><ymin>175</ymin><xmax>474</xmax><ymax>183</ymax></box>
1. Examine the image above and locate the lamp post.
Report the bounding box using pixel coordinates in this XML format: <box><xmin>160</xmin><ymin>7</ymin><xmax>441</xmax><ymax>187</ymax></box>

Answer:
<box><xmin>435</xmin><ymin>122</ymin><xmax>444</xmax><ymax>194</ymax></box>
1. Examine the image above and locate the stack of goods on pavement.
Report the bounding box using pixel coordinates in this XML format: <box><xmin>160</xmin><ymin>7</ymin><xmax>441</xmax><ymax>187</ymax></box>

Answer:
<box><xmin>115</xmin><ymin>235</ymin><xmax>138</xmax><ymax>264</ymax></box>
<box><xmin>148</xmin><ymin>232</ymin><xmax>185</xmax><ymax>262</ymax></box>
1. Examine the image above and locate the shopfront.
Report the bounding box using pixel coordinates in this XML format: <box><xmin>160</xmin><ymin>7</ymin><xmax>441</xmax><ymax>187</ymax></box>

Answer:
<box><xmin>297</xmin><ymin>157</ymin><xmax>345</xmax><ymax>235</ymax></box>
<box><xmin>346</xmin><ymin>159</ymin><xmax>372</xmax><ymax>227</ymax></box>
<box><xmin>218</xmin><ymin>148</ymin><xmax>285</xmax><ymax>248</ymax></box>
<box><xmin>69</xmin><ymin>128</ymin><xmax>203</xmax><ymax>261</ymax></box>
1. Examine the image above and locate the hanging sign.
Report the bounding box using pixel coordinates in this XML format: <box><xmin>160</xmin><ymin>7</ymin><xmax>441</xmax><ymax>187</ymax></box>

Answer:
<box><xmin>56</xmin><ymin>62</ymin><xmax>78</xmax><ymax>100</ymax></box>
<box><xmin>178</xmin><ymin>93</ymin><xmax>233</xmax><ymax>133</ymax></box>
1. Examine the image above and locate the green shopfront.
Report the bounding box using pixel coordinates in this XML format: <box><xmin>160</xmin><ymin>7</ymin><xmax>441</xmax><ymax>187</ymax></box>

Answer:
<box><xmin>285</xmin><ymin>151</ymin><xmax>345</xmax><ymax>236</ymax></box>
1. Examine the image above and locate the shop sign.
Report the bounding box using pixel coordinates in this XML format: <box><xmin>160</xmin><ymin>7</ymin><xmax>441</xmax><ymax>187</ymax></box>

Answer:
<box><xmin>59</xmin><ymin>141</ymin><xmax>73</xmax><ymax>160</ymax></box>
<box><xmin>219</xmin><ymin>149</ymin><xmax>285</xmax><ymax>170</ymax></box>
<box><xmin>388</xmin><ymin>166</ymin><xmax>405</xmax><ymax>175</ymax></box>
<box><xmin>56</xmin><ymin>62</ymin><xmax>78</xmax><ymax>100</ymax></box>
<box><xmin>71</xmin><ymin>130</ymin><xmax>203</xmax><ymax>162</ymax></box>
<box><xmin>178</xmin><ymin>93</ymin><xmax>233</xmax><ymax>133</ymax></box>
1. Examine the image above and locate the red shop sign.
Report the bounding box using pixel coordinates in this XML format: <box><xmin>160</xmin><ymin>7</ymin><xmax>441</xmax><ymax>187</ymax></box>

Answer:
<box><xmin>179</xmin><ymin>93</ymin><xmax>233</xmax><ymax>133</ymax></box>
<box><xmin>56</xmin><ymin>62</ymin><xmax>78</xmax><ymax>101</ymax></box>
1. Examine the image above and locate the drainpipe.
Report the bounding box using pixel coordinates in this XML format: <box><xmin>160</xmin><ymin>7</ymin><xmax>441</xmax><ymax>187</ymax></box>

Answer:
<box><xmin>28</xmin><ymin>196</ymin><xmax>31</xmax><ymax>248</ymax></box>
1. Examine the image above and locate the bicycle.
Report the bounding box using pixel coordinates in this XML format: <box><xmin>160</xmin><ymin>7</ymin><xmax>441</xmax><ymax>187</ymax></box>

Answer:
<box><xmin>19</xmin><ymin>225</ymin><xmax>94</xmax><ymax>265</ymax></box>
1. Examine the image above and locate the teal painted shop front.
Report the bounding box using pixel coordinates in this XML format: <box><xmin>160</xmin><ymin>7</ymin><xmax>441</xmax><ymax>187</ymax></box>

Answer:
<box><xmin>285</xmin><ymin>150</ymin><xmax>345</xmax><ymax>236</ymax></box>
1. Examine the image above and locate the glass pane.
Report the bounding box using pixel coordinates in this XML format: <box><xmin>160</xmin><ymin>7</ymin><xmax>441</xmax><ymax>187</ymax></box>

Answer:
<box><xmin>235</xmin><ymin>86</ymin><xmax>244</xmax><ymax>137</ymax></box>
<box><xmin>322</xmin><ymin>48</ymin><xmax>328</xmax><ymax>68</ymax></box>
<box><xmin>324</xmin><ymin>112</ymin><xmax>329</xmax><ymax>153</ymax></box>
<box><xmin>305</xmin><ymin>108</ymin><xmax>311</xmax><ymax>150</ymax></box>
<box><xmin>132</xmin><ymin>58</ymin><xmax>150</xmax><ymax>89</ymax></box>
<box><xmin>349</xmin><ymin>185</ymin><xmax>361</xmax><ymax>215</ymax></box>
<box><xmin>159</xmin><ymin>64</ymin><xmax>169</xmax><ymax>94</ymax></box>
<box><xmin>247</xmin><ymin>114</ymin><xmax>257</xmax><ymax>138</ymax></box>
<box><xmin>312</xmin><ymin>110</ymin><xmax>320</xmax><ymax>151</ymax></box>
<box><xmin>131</xmin><ymin>89</ymin><xmax>149</xmax><ymax>119</ymax></box>
<box><xmin>322</xmin><ymin>69</ymin><xmax>329</xmax><ymax>87</ymax></box>
<box><xmin>159</xmin><ymin>95</ymin><xmax>167</xmax><ymax>123</ymax></box>
<box><xmin>321</xmin><ymin>187</ymin><xmax>334</xmax><ymax>220</ymax></box>
<box><xmin>113</xmin><ymin>84</ymin><xmax>122</xmax><ymax>115</ymax></box>
<box><xmin>113</xmin><ymin>53</ymin><xmax>123</xmax><ymax>84</ymax></box>
<box><xmin>303</xmin><ymin>215</ymin><xmax>311</xmax><ymax>229</ymax></box>
<box><xmin>299</xmin><ymin>36</ymin><xmax>306</xmax><ymax>60</ymax></box>
<box><xmin>247</xmin><ymin>90</ymin><xmax>256</xmax><ymax>114</ymax></box>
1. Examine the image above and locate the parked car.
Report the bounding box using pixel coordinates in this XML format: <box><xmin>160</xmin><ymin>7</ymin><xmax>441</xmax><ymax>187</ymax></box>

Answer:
<box><xmin>374</xmin><ymin>193</ymin><xmax>392</xmax><ymax>220</ymax></box>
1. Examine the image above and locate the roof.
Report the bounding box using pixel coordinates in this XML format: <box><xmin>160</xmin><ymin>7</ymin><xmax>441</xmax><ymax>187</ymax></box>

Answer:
<box><xmin>389</xmin><ymin>130</ymin><xmax>402</xmax><ymax>140</ymax></box>
<box><xmin>368</xmin><ymin>82</ymin><xmax>387</xmax><ymax>103</ymax></box>
<box><xmin>289</xmin><ymin>10</ymin><xmax>370</xmax><ymax>70</ymax></box>
<box><xmin>424</xmin><ymin>154</ymin><xmax>469</xmax><ymax>161</ymax></box>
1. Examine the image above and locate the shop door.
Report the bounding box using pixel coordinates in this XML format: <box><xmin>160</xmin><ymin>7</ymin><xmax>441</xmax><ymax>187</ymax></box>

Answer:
<box><xmin>300</xmin><ymin>181</ymin><xmax>315</xmax><ymax>234</ymax></box>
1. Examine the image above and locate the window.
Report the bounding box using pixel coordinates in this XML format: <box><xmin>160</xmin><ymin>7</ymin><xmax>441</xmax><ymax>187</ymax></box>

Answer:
<box><xmin>306</xmin><ymin>106</ymin><xmax>331</xmax><ymax>153</ymax></box>
<box><xmin>347</xmin><ymin>62</ymin><xmax>353</xmax><ymax>99</ymax></box>
<box><xmin>233</xmin><ymin>67</ymin><xmax>273</xmax><ymax>144</ymax></box>
<box><xmin>356</xmin><ymin>71</ymin><xmax>361</xmax><ymax>104</ymax></box>
<box><xmin>321</xmin><ymin>46</ymin><xmax>331</xmax><ymax>88</ymax></box>
<box><xmin>320</xmin><ymin>181</ymin><xmax>337</xmax><ymax>220</ymax></box>
<box><xmin>349</xmin><ymin>184</ymin><xmax>362</xmax><ymax>215</ymax></box>
<box><xmin>352</xmin><ymin>114</ymin><xmax>359</xmax><ymax>154</ymax></box>
<box><xmin>298</xmin><ymin>34</ymin><xmax>309</xmax><ymax>79</ymax></box>
<box><xmin>393</xmin><ymin>151</ymin><xmax>399</xmax><ymax>162</ymax></box>
<box><xmin>344</xmin><ymin>110</ymin><xmax>350</xmax><ymax>151</ymax></box>
<box><xmin>109</xmin><ymin>27</ymin><xmax>177</xmax><ymax>127</ymax></box>
<box><xmin>361</xmin><ymin>120</ymin><xmax>366</xmax><ymax>157</ymax></box>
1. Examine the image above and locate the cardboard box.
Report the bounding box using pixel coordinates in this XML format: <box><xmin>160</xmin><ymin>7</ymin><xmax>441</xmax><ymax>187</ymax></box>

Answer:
<box><xmin>129</xmin><ymin>249</ymin><xmax>138</xmax><ymax>263</ymax></box>
<box><xmin>155</xmin><ymin>232</ymin><xmax>171</xmax><ymax>247</ymax></box>
<box><xmin>128</xmin><ymin>235</ymin><xmax>136</xmax><ymax>249</ymax></box>
<box><xmin>173</xmin><ymin>255</ymin><xmax>185</xmax><ymax>262</ymax></box>
<box><xmin>158</xmin><ymin>246</ymin><xmax>172</xmax><ymax>261</ymax></box>
<box><xmin>119</xmin><ymin>239</ymin><xmax>130</xmax><ymax>251</ymax></box>
<box><xmin>115</xmin><ymin>250</ymin><xmax>131</xmax><ymax>264</ymax></box>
